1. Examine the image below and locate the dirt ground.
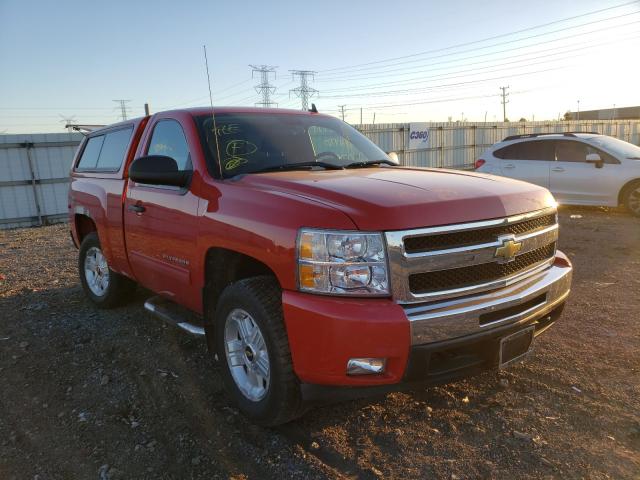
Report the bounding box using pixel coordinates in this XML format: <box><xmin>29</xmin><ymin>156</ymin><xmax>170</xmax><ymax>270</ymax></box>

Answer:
<box><xmin>0</xmin><ymin>206</ymin><xmax>638</xmax><ymax>479</ymax></box>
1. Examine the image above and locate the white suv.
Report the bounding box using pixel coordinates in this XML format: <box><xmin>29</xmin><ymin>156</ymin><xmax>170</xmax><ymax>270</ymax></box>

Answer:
<box><xmin>475</xmin><ymin>133</ymin><xmax>640</xmax><ymax>216</ymax></box>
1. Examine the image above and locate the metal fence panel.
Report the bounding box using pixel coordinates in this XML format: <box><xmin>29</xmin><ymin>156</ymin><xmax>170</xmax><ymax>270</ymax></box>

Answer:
<box><xmin>356</xmin><ymin>120</ymin><xmax>640</xmax><ymax>169</ymax></box>
<box><xmin>1</xmin><ymin>121</ymin><xmax>639</xmax><ymax>229</ymax></box>
<box><xmin>0</xmin><ymin>133</ymin><xmax>82</xmax><ymax>229</ymax></box>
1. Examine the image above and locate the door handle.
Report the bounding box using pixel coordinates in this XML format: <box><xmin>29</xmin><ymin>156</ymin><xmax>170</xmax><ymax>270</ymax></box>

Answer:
<box><xmin>128</xmin><ymin>204</ymin><xmax>146</xmax><ymax>213</ymax></box>
<box><xmin>551</xmin><ymin>167</ymin><xmax>565</xmax><ymax>172</ymax></box>
<box><xmin>503</xmin><ymin>164</ymin><xmax>515</xmax><ymax>169</ymax></box>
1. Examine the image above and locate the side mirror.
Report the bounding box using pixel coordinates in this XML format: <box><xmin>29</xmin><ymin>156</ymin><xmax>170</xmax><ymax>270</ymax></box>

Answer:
<box><xmin>585</xmin><ymin>153</ymin><xmax>604</xmax><ymax>169</ymax></box>
<box><xmin>129</xmin><ymin>155</ymin><xmax>191</xmax><ymax>187</ymax></box>
<box><xmin>387</xmin><ymin>151</ymin><xmax>400</xmax><ymax>164</ymax></box>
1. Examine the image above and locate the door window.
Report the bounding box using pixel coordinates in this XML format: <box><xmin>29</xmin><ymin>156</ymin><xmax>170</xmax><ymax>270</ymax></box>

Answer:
<box><xmin>554</xmin><ymin>140</ymin><xmax>619</xmax><ymax>164</ymax></box>
<box><xmin>147</xmin><ymin>120</ymin><xmax>191</xmax><ymax>170</ymax></box>
<box><xmin>77</xmin><ymin>135</ymin><xmax>104</xmax><ymax>169</ymax></box>
<box><xmin>76</xmin><ymin>127</ymin><xmax>133</xmax><ymax>171</ymax></box>
<box><xmin>494</xmin><ymin>141</ymin><xmax>554</xmax><ymax>161</ymax></box>
<box><xmin>98</xmin><ymin>128</ymin><xmax>133</xmax><ymax>170</ymax></box>
<box><xmin>554</xmin><ymin>141</ymin><xmax>589</xmax><ymax>162</ymax></box>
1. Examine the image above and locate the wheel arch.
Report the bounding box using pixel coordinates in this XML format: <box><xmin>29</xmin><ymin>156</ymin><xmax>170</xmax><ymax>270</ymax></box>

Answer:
<box><xmin>202</xmin><ymin>247</ymin><xmax>280</xmax><ymax>351</ymax></box>
<box><xmin>618</xmin><ymin>178</ymin><xmax>640</xmax><ymax>205</ymax></box>
<box><xmin>74</xmin><ymin>214</ymin><xmax>97</xmax><ymax>245</ymax></box>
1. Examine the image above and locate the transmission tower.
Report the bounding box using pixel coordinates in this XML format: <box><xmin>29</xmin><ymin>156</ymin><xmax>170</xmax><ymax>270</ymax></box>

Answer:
<box><xmin>250</xmin><ymin>65</ymin><xmax>278</xmax><ymax>108</ymax></box>
<box><xmin>500</xmin><ymin>86</ymin><xmax>509</xmax><ymax>122</ymax></box>
<box><xmin>59</xmin><ymin>114</ymin><xmax>77</xmax><ymax>132</ymax></box>
<box><xmin>289</xmin><ymin>70</ymin><xmax>318</xmax><ymax>111</ymax></box>
<box><xmin>113</xmin><ymin>99</ymin><xmax>131</xmax><ymax>121</ymax></box>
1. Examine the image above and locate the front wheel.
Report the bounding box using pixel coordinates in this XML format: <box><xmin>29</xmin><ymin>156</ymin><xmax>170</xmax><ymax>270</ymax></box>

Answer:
<box><xmin>78</xmin><ymin>232</ymin><xmax>135</xmax><ymax>308</ymax></box>
<box><xmin>623</xmin><ymin>181</ymin><xmax>640</xmax><ymax>217</ymax></box>
<box><xmin>215</xmin><ymin>276</ymin><xmax>303</xmax><ymax>426</ymax></box>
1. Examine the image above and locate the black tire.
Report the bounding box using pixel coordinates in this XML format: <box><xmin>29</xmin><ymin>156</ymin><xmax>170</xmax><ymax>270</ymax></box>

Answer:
<box><xmin>622</xmin><ymin>181</ymin><xmax>640</xmax><ymax>217</ymax></box>
<box><xmin>214</xmin><ymin>276</ymin><xmax>303</xmax><ymax>426</ymax></box>
<box><xmin>78</xmin><ymin>232</ymin><xmax>136</xmax><ymax>308</ymax></box>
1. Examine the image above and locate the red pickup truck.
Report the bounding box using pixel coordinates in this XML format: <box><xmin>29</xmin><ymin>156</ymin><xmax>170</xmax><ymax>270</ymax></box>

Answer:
<box><xmin>68</xmin><ymin>107</ymin><xmax>572</xmax><ymax>425</ymax></box>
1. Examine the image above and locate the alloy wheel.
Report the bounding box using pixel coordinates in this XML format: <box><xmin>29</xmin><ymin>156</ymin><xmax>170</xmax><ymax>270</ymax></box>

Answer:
<box><xmin>224</xmin><ymin>308</ymin><xmax>270</xmax><ymax>402</ymax></box>
<box><xmin>84</xmin><ymin>246</ymin><xmax>110</xmax><ymax>297</ymax></box>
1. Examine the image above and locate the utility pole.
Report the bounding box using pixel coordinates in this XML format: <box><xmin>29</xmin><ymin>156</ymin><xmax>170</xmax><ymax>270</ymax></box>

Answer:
<box><xmin>144</xmin><ymin>103</ymin><xmax>150</xmax><ymax>116</ymax></box>
<box><xmin>338</xmin><ymin>105</ymin><xmax>346</xmax><ymax>121</ymax></box>
<box><xmin>577</xmin><ymin>100</ymin><xmax>580</xmax><ymax>121</ymax></box>
<box><xmin>289</xmin><ymin>70</ymin><xmax>317</xmax><ymax>110</ymax></box>
<box><xmin>113</xmin><ymin>99</ymin><xmax>131</xmax><ymax>121</ymax></box>
<box><xmin>250</xmin><ymin>65</ymin><xmax>278</xmax><ymax>108</ymax></box>
<box><xmin>372</xmin><ymin>112</ymin><xmax>376</xmax><ymax>125</ymax></box>
<box><xmin>360</xmin><ymin>108</ymin><xmax>363</xmax><ymax>125</ymax></box>
<box><xmin>500</xmin><ymin>86</ymin><xmax>509</xmax><ymax>122</ymax></box>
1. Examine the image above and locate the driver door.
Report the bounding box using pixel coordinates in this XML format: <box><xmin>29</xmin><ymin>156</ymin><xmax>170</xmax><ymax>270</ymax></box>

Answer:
<box><xmin>123</xmin><ymin>117</ymin><xmax>199</xmax><ymax>303</ymax></box>
<box><xmin>550</xmin><ymin>140</ymin><xmax>619</xmax><ymax>205</ymax></box>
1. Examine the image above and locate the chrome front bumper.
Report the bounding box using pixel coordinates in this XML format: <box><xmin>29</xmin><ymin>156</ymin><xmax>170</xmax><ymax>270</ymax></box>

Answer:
<box><xmin>403</xmin><ymin>261</ymin><xmax>572</xmax><ymax>345</ymax></box>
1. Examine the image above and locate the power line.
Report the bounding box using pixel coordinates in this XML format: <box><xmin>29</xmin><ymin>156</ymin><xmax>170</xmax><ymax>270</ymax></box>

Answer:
<box><xmin>338</xmin><ymin>92</ymin><xmax>503</xmax><ymax>111</ymax></box>
<box><xmin>250</xmin><ymin>65</ymin><xmax>278</xmax><ymax>107</ymax></box>
<box><xmin>289</xmin><ymin>70</ymin><xmax>318</xmax><ymax>110</ymax></box>
<box><xmin>317</xmin><ymin>25</ymin><xmax>640</xmax><ymax>84</ymax></box>
<box><xmin>312</xmin><ymin>23</ymin><xmax>639</xmax><ymax>101</ymax></box>
<box><xmin>314</xmin><ymin>29</ymin><xmax>640</xmax><ymax>101</ymax></box>
<box><xmin>318</xmin><ymin>64</ymin><xmax>566</xmax><ymax>100</ymax></box>
<box><xmin>319</xmin><ymin>2</ymin><xmax>639</xmax><ymax>74</ymax></box>
<box><xmin>321</xmin><ymin>11</ymin><xmax>640</xmax><ymax>92</ymax></box>
<box><xmin>159</xmin><ymin>79</ymin><xmax>254</xmax><ymax>110</ymax></box>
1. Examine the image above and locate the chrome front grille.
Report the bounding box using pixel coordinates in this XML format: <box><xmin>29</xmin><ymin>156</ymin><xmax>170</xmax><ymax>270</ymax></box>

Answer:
<box><xmin>403</xmin><ymin>213</ymin><xmax>557</xmax><ymax>253</ymax></box>
<box><xmin>385</xmin><ymin>207</ymin><xmax>558</xmax><ymax>304</ymax></box>
<box><xmin>408</xmin><ymin>242</ymin><xmax>556</xmax><ymax>294</ymax></box>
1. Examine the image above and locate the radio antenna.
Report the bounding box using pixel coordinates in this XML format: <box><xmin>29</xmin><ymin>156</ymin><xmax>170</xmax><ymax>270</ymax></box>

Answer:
<box><xmin>203</xmin><ymin>45</ymin><xmax>223</xmax><ymax>178</ymax></box>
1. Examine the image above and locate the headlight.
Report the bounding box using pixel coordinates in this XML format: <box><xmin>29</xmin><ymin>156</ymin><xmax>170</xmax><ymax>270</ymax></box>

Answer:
<box><xmin>297</xmin><ymin>229</ymin><xmax>389</xmax><ymax>296</ymax></box>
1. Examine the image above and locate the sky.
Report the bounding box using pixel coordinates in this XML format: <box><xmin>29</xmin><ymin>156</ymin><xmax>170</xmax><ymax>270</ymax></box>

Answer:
<box><xmin>0</xmin><ymin>0</ymin><xmax>639</xmax><ymax>133</ymax></box>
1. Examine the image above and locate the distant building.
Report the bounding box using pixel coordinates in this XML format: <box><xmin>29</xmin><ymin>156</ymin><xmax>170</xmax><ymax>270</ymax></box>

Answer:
<box><xmin>565</xmin><ymin>105</ymin><xmax>640</xmax><ymax>121</ymax></box>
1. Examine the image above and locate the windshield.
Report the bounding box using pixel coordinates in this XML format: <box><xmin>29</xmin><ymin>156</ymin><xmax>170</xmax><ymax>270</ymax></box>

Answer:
<box><xmin>195</xmin><ymin>113</ymin><xmax>390</xmax><ymax>177</ymax></box>
<box><xmin>587</xmin><ymin>136</ymin><xmax>640</xmax><ymax>159</ymax></box>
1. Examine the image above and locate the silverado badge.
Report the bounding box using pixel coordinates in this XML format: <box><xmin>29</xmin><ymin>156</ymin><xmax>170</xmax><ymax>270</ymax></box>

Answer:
<box><xmin>494</xmin><ymin>235</ymin><xmax>522</xmax><ymax>263</ymax></box>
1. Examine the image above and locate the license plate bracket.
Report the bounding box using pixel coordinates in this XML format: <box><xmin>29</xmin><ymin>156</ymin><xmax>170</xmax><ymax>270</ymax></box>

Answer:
<box><xmin>499</xmin><ymin>326</ymin><xmax>535</xmax><ymax>369</ymax></box>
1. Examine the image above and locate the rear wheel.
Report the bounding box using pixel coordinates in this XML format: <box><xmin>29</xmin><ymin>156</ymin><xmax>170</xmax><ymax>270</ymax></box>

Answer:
<box><xmin>623</xmin><ymin>181</ymin><xmax>640</xmax><ymax>217</ymax></box>
<box><xmin>215</xmin><ymin>276</ymin><xmax>303</xmax><ymax>426</ymax></box>
<box><xmin>78</xmin><ymin>232</ymin><xmax>135</xmax><ymax>308</ymax></box>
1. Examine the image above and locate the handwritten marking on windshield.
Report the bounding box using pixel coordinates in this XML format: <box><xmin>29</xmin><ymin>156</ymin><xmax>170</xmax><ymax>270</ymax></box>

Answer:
<box><xmin>224</xmin><ymin>140</ymin><xmax>257</xmax><ymax>170</ymax></box>
<box><xmin>225</xmin><ymin>157</ymin><xmax>248</xmax><ymax>170</ymax></box>
<box><xmin>216</xmin><ymin>124</ymin><xmax>240</xmax><ymax>136</ymax></box>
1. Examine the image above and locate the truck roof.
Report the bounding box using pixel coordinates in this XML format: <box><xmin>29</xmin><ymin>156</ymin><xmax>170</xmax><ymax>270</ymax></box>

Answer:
<box><xmin>88</xmin><ymin>107</ymin><xmax>330</xmax><ymax>135</ymax></box>
<box><xmin>185</xmin><ymin>106</ymin><xmax>325</xmax><ymax>116</ymax></box>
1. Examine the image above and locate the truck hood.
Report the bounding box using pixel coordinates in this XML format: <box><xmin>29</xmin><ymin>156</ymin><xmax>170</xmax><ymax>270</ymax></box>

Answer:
<box><xmin>238</xmin><ymin>167</ymin><xmax>556</xmax><ymax>230</ymax></box>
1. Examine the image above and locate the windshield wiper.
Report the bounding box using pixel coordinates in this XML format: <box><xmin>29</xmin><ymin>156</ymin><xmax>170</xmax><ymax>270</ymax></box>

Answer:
<box><xmin>344</xmin><ymin>159</ymin><xmax>397</xmax><ymax>168</ymax></box>
<box><xmin>253</xmin><ymin>161</ymin><xmax>344</xmax><ymax>173</ymax></box>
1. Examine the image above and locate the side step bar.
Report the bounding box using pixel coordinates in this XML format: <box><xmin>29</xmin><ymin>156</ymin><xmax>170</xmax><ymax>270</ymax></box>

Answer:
<box><xmin>143</xmin><ymin>296</ymin><xmax>206</xmax><ymax>336</ymax></box>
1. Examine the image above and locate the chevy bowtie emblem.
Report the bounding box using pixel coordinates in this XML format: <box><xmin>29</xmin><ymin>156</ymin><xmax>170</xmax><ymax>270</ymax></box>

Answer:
<box><xmin>494</xmin><ymin>235</ymin><xmax>522</xmax><ymax>262</ymax></box>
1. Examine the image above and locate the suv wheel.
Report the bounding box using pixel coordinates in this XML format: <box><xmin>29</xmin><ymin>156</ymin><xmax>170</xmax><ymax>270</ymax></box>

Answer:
<box><xmin>215</xmin><ymin>276</ymin><xmax>303</xmax><ymax>426</ymax></box>
<box><xmin>78</xmin><ymin>232</ymin><xmax>135</xmax><ymax>308</ymax></box>
<box><xmin>623</xmin><ymin>181</ymin><xmax>640</xmax><ymax>217</ymax></box>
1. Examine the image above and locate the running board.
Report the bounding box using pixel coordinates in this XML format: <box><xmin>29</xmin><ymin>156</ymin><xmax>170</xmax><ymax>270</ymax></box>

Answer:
<box><xmin>143</xmin><ymin>296</ymin><xmax>206</xmax><ymax>336</ymax></box>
